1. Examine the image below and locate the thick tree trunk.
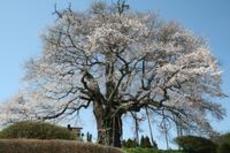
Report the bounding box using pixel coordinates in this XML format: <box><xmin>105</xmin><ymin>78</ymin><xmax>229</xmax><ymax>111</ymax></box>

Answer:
<box><xmin>94</xmin><ymin>111</ymin><xmax>122</xmax><ymax>147</ymax></box>
<box><xmin>93</xmin><ymin>59</ymin><xmax>122</xmax><ymax>147</ymax></box>
<box><xmin>110</xmin><ymin>114</ymin><xmax>122</xmax><ymax>147</ymax></box>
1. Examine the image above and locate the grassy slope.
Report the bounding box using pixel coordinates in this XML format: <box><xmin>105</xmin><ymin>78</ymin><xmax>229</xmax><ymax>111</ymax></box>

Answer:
<box><xmin>0</xmin><ymin>139</ymin><xmax>183</xmax><ymax>153</ymax></box>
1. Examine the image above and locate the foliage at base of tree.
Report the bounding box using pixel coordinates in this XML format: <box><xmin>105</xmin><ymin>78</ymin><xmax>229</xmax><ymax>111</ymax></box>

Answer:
<box><xmin>175</xmin><ymin>135</ymin><xmax>217</xmax><ymax>153</ymax></box>
<box><xmin>0</xmin><ymin>121</ymin><xmax>76</xmax><ymax>140</ymax></box>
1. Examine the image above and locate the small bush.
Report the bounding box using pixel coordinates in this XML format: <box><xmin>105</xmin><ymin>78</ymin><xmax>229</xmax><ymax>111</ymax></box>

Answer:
<box><xmin>0</xmin><ymin>139</ymin><xmax>123</xmax><ymax>153</ymax></box>
<box><xmin>175</xmin><ymin>135</ymin><xmax>217</xmax><ymax>153</ymax></box>
<box><xmin>0</xmin><ymin>121</ymin><xmax>76</xmax><ymax>140</ymax></box>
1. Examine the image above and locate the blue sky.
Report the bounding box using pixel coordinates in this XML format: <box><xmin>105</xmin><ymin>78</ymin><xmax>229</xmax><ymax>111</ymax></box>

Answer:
<box><xmin>0</xmin><ymin>0</ymin><xmax>229</xmax><ymax>148</ymax></box>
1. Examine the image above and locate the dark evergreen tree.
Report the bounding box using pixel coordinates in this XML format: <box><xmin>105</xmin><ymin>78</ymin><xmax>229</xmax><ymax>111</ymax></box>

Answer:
<box><xmin>122</xmin><ymin>138</ymin><xmax>138</xmax><ymax>148</ymax></box>
<box><xmin>140</xmin><ymin>136</ymin><xmax>153</xmax><ymax>148</ymax></box>
<box><xmin>86</xmin><ymin>132</ymin><xmax>93</xmax><ymax>142</ymax></box>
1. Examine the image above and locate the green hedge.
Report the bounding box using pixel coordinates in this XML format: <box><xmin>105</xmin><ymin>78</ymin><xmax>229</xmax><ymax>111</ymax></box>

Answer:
<box><xmin>0</xmin><ymin>139</ymin><xmax>123</xmax><ymax>153</ymax></box>
<box><xmin>218</xmin><ymin>143</ymin><xmax>230</xmax><ymax>153</ymax></box>
<box><xmin>0</xmin><ymin>121</ymin><xmax>76</xmax><ymax>140</ymax></box>
<box><xmin>175</xmin><ymin>135</ymin><xmax>217</xmax><ymax>153</ymax></box>
<box><xmin>214</xmin><ymin>133</ymin><xmax>230</xmax><ymax>153</ymax></box>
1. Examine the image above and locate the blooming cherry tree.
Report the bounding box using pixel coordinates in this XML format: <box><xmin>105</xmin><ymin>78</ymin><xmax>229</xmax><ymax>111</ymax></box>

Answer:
<box><xmin>0</xmin><ymin>1</ymin><xmax>225</xmax><ymax>147</ymax></box>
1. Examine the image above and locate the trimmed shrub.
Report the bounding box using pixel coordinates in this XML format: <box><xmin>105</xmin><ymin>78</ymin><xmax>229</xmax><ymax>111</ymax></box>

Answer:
<box><xmin>0</xmin><ymin>139</ymin><xmax>123</xmax><ymax>153</ymax></box>
<box><xmin>0</xmin><ymin>121</ymin><xmax>76</xmax><ymax>140</ymax></box>
<box><xmin>175</xmin><ymin>135</ymin><xmax>217</xmax><ymax>153</ymax></box>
